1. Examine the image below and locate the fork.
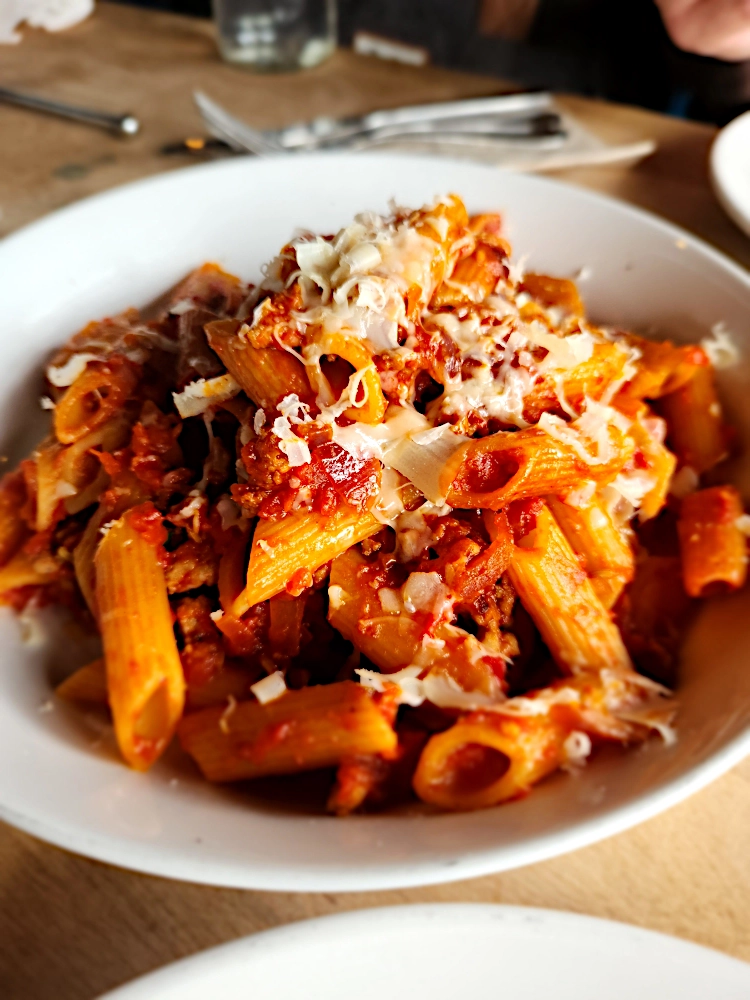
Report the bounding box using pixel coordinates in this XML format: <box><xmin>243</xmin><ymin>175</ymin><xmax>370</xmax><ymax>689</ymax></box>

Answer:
<box><xmin>194</xmin><ymin>91</ymin><xmax>565</xmax><ymax>157</ymax></box>
<box><xmin>194</xmin><ymin>91</ymin><xmax>285</xmax><ymax>156</ymax></box>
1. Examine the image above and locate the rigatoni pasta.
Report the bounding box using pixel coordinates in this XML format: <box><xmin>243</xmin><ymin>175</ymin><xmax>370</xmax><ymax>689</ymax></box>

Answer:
<box><xmin>1</xmin><ymin>194</ymin><xmax>746</xmax><ymax>814</ymax></box>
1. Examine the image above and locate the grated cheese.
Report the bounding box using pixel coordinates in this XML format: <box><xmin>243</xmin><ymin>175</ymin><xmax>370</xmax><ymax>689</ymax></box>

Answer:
<box><xmin>251</xmin><ymin>671</ymin><xmax>288</xmax><ymax>705</ymax></box>
<box><xmin>271</xmin><ymin>415</ymin><xmax>312</xmax><ymax>467</ymax></box>
<box><xmin>701</xmin><ymin>322</ymin><xmax>739</xmax><ymax>369</ymax></box>
<box><xmin>47</xmin><ymin>352</ymin><xmax>99</xmax><ymax>388</ymax></box>
<box><xmin>173</xmin><ymin>373</ymin><xmax>240</xmax><ymax>418</ymax></box>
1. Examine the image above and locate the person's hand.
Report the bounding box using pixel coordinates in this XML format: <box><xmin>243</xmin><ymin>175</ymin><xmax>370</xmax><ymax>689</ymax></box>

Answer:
<box><xmin>655</xmin><ymin>0</ymin><xmax>750</xmax><ymax>61</ymax></box>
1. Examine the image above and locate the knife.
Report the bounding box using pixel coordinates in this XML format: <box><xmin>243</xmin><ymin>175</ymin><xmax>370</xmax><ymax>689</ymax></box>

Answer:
<box><xmin>265</xmin><ymin>92</ymin><xmax>555</xmax><ymax>150</ymax></box>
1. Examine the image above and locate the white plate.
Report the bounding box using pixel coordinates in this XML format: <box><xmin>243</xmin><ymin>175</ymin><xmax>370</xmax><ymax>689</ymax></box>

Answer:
<box><xmin>711</xmin><ymin>110</ymin><xmax>750</xmax><ymax>237</ymax></box>
<box><xmin>1</xmin><ymin>155</ymin><xmax>750</xmax><ymax>892</ymax></box>
<box><xmin>100</xmin><ymin>904</ymin><xmax>750</xmax><ymax>999</ymax></box>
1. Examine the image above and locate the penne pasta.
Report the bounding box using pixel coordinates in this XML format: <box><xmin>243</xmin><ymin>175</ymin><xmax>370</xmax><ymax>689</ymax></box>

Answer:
<box><xmin>95</xmin><ymin>509</ymin><xmax>185</xmax><ymax>770</ymax></box>
<box><xmin>659</xmin><ymin>365</ymin><xmax>728</xmax><ymax>474</ymax></box>
<box><xmin>179</xmin><ymin>681</ymin><xmax>397</xmax><ymax>782</ymax></box>
<box><xmin>54</xmin><ymin>357</ymin><xmax>140</xmax><ymax>445</ymax></box>
<box><xmin>34</xmin><ymin>438</ymin><xmax>66</xmax><ymax>533</ymax></box>
<box><xmin>413</xmin><ymin>711</ymin><xmax>569</xmax><ymax>810</ymax></box>
<box><xmin>507</xmin><ymin>501</ymin><xmax>633</xmax><ymax>672</ymax></box>
<box><xmin>206</xmin><ymin>318</ymin><xmax>311</xmax><ymax>410</ymax></box>
<box><xmin>431</xmin><ymin>242</ymin><xmax>508</xmax><ymax>308</ymax></box>
<box><xmin>520</xmin><ymin>273</ymin><xmax>584</xmax><ymax>317</ymax></box>
<box><xmin>616</xmin><ymin>334</ymin><xmax>708</xmax><ymax>402</ymax></box>
<box><xmin>56</xmin><ymin>658</ymin><xmax>108</xmax><ymax>705</ymax></box>
<box><xmin>232</xmin><ymin>505</ymin><xmax>380</xmax><ymax>615</ymax></box>
<box><xmin>217</xmin><ymin>526</ymin><xmax>251</xmax><ymax>612</ymax></box>
<box><xmin>0</xmin><ymin>547</ymin><xmax>60</xmax><ymax>592</ymax></box>
<box><xmin>0</xmin><ymin>470</ymin><xmax>29</xmax><ymax>568</ymax></box>
<box><xmin>547</xmin><ymin>494</ymin><xmax>634</xmax><ymax>609</ymax></box>
<box><xmin>523</xmin><ymin>342</ymin><xmax>631</xmax><ymax>424</ymax></box>
<box><xmin>678</xmin><ymin>486</ymin><xmax>748</xmax><ymax>598</ymax></box>
<box><xmin>627</xmin><ymin>412</ymin><xmax>677</xmax><ymax>522</ymax></box>
<box><xmin>306</xmin><ymin>332</ymin><xmax>386</xmax><ymax>424</ymax></box>
<box><xmin>444</xmin><ymin>424</ymin><xmax>632</xmax><ymax>511</ymax></box>
<box><xmin>328</xmin><ymin>546</ymin><xmax>510</xmax><ymax>698</ymax></box>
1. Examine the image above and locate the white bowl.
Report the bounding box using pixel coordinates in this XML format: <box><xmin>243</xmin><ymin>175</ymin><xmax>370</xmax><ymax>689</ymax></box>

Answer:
<box><xmin>100</xmin><ymin>904</ymin><xmax>750</xmax><ymax>999</ymax></box>
<box><xmin>711</xmin><ymin>110</ymin><xmax>750</xmax><ymax>238</ymax></box>
<box><xmin>0</xmin><ymin>154</ymin><xmax>749</xmax><ymax>891</ymax></box>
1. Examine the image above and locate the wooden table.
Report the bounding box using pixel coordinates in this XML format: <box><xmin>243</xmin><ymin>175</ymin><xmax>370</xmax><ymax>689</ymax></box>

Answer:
<box><xmin>2</xmin><ymin>5</ymin><xmax>750</xmax><ymax>998</ymax></box>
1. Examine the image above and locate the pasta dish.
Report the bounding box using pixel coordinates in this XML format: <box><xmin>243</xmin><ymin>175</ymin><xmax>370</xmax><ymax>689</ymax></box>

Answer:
<box><xmin>2</xmin><ymin>195</ymin><xmax>747</xmax><ymax>813</ymax></box>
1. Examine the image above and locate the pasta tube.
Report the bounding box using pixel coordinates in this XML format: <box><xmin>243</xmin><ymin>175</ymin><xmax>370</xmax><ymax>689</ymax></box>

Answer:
<box><xmin>95</xmin><ymin>510</ymin><xmax>185</xmax><ymax>770</ymax></box>
<box><xmin>431</xmin><ymin>242</ymin><xmax>507</xmax><ymax>307</ymax></box>
<box><xmin>617</xmin><ymin>335</ymin><xmax>707</xmax><ymax>402</ymax></box>
<box><xmin>231</xmin><ymin>506</ymin><xmax>380</xmax><ymax>615</ymax></box>
<box><xmin>0</xmin><ymin>548</ymin><xmax>59</xmax><ymax>591</ymax></box>
<box><xmin>659</xmin><ymin>365</ymin><xmax>728</xmax><ymax>474</ymax></box>
<box><xmin>548</xmin><ymin>494</ymin><xmax>634</xmax><ymax>609</ymax></box>
<box><xmin>678</xmin><ymin>486</ymin><xmax>748</xmax><ymax>598</ymax></box>
<box><xmin>628</xmin><ymin>414</ymin><xmax>677</xmax><ymax>521</ymax></box>
<box><xmin>205</xmin><ymin>319</ymin><xmax>311</xmax><ymax>410</ymax></box>
<box><xmin>329</xmin><ymin>545</ymin><xmax>509</xmax><ymax>696</ymax></box>
<box><xmin>507</xmin><ymin>501</ymin><xmax>632</xmax><ymax>672</ymax></box>
<box><xmin>306</xmin><ymin>332</ymin><xmax>386</xmax><ymax>424</ymax></box>
<box><xmin>523</xmin><ymin>342</ymin><xmax>630</xmax><ymax>424</ymax></box>
<box><xmin>179</xmin><ymin>681</ymin><xmax>398</xmax><ymax>782</ymax></box>
<box><xmin>413</xmin><ymin>712</ymin><xmax>569</xmax><ymax>810</ymax></box>
<box><xmin>56</xmin><ymin>658</ymin><xmax>108</xmax><ymax>705</ymax></box>
<box><xmin>520</xmin><ymin>273</ymin><xmax>584</xmax><ymax>317</ymax></box>
<box><xmin>54</xmin><ymin>358</ymin><xmax>139</xmax><ymax>445</ymax></box>
<box><xmin>34</xmin><ymin>439</ymin><xmax>65</xmax><ymax>532</ymax></box>
<box><xmin>0</xmin><ymin>471</ymin><xmax>29</xmax><ymax>567</ymax></box>
<box><xmin>444</xmin><ymin>425</ymin><xmax>632</xmax><ymax>511</ymax></box>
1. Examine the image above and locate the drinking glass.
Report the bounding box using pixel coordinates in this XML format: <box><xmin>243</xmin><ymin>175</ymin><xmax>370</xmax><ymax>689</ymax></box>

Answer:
<box><xmin>213</xmin><ymin>0</ymin><xmax>337</xmax><ymax>72</ymax></box>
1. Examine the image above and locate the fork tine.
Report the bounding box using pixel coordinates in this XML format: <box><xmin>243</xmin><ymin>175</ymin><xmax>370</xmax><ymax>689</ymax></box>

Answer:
<box><xmin>193</xmin><ymin>91</ymin><xmax>284</xmax><ymax>157</ymax></box>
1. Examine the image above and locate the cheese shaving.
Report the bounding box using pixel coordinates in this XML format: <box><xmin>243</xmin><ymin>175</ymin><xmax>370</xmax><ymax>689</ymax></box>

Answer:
<box><xmin>46</xmin><ymin>352</ymin><xmax>99</xmax><ymax>388</ymax></box>
<box><xmin>701</xmin><ymin>322</ymin><xmax>739</xmax><ymax>369</ymax></box>
<box><xmin>251</xmin><ymin>671</ymin><xmax>288</xmax><ymax>705</ymax></box>
<box><xmin>173</xmin><ymin>373</ymin><xmax>240</xmax><ymax>418</ymax></box>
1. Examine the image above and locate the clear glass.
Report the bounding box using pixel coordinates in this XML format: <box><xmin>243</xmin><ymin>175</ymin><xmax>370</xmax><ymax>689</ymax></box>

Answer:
<box><xmin>212</xmin><ymin>0</ymin><xmax>337</xmax><ymax>72</ymax></box>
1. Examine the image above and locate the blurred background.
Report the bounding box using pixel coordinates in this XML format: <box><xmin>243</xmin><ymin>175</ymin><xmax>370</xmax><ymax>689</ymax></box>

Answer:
<box><xmin>111</xmin><ymin>0</ymin><xmax>750</xmax><ymax>126</ymax></box>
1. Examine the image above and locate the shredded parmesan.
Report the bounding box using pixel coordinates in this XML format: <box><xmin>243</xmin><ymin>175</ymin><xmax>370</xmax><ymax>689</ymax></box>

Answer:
<box><xmin>46</xmin><ymin>352</ymin><xmax>99</xmax><ymax>388</ymax></box>
<box><xmin>219</xmin><ymin>695</ymin><xmax>238</xmax><ymax>734</ymax></box>
<box><xmin>271</xmin><ymin>415</ymin><xmax>312</xmax><ymax>467</ymax></box>
<box><xmin>328</xmin><ymin>583</ymin><xmax>346</xmax><ymax>610</ymax></box>
<box><xmin>173</xmin><ymin>373</ymin><xmax>240</xmax><ymax>418</ymax></box>
<box><xmin>561</xmin><ymin>730</ymin><xmax>592</xmax><ymax>770</ymax></box>
<box><xmin>251</xmin><ymin>671</ymin><xmax>288</xmax><ymax>705</ymax></box>
<box><xmin>701</xmin><ymin>322</ymin><xmax>739</xmax><ymax>369</ymax></box>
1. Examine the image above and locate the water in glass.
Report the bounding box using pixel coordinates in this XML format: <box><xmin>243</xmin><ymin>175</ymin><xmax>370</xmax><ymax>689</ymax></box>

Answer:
<box><xmin>213</xmin><ymin>0</ymin><xmax>336</xmax><ymax>71</ymax></box>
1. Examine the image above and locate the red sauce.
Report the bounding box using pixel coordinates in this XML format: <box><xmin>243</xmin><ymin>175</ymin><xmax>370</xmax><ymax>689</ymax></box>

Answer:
<box><xmin>507</xmin><ymin>497</ymin><xmax>545</xmax><ymax>543</ymax></box>
<box><xmin>127</xmin><ymin>502</ymin><xmax>168</xmax><ymax>547</ymax></box>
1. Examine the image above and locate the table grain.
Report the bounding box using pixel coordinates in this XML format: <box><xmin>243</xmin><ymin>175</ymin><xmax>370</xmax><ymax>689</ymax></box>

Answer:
<box><xmin>1</xmin><ymin>5</ymin><xmax>750</xmax><ymax>998</ymax></box>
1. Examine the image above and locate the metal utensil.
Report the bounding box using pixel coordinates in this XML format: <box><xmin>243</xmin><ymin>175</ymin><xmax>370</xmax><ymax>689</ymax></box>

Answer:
<box><xmin>268</xmin><ymin>92</ymin><xmax>558</xmax><ymax>150</ymax></box>
<box><xmin>194</xmin><ymin>90</ymin><xmax>284</xmax><ymax>156</ymax></box>
<box><xmin>0</xmin><ymin>86</ymin><xmax>140</xmax><ymax>136</ymax></box>
<box><xmin>194</xmin><ymin>91</ymin><xmax>564</xmax><ymax>157</ymax></box>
